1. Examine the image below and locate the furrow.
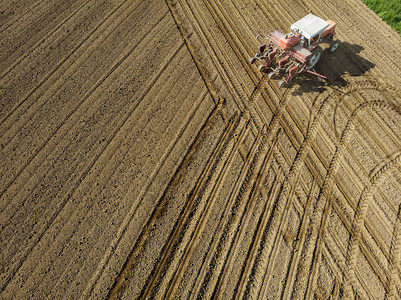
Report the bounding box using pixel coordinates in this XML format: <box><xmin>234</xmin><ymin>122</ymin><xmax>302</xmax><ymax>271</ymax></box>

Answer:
<box><xmin>305</xmin><ymin>196</ymin><xmax>333</xmax><ymax>299</ymax></box>
<box><xmin>11</xmin><ymin>45</ymin><xmax>197</xmax><ymax>299</ymax></box>
<box><xmin>0</xmin><ymin>0</ymin><xmax>151</xmax><ymax>143</ymax></box>
<box><xmin>198</xmin><ymin>128</ymin><xmax>280</xmax><ymax>299</ymax></box>
<box><xmin>0</xmin><ymin>33</ymin><xmax>183</xmax><ymax>294</ymax></box>
<box><xmin>234</xmin><ymin>168</ymin><xmax>283</xmax><ymax>299</ymax></box>
<box><xmin>184</xmin><ymin>123</ymin><xmax>263</xmax><ymax>299</ymax></box>
<box><xmin>86</xmin><ymin>93</ymin><xmax>218</xmax><ymax>299</ymax></box>
<box><xmin>107</xmin><ymin>112</ymin><xmax>241</xmax><ymax>298</ymax></box>
<box><xmin>0</xmin><ymin>0</ymin><xmax>91</xmax><ymax>80</ymax></box>
<box><xmin>0</xmin><ymin>5</ymin><xmax>170</xmax><ymax>204</ymax></box>
<box><xmin>2</xmin><ymin>7</ymin><xmax>170</xmax><ymax>225</ymax></box>
<box><xmin>175</xmin><ymin>0</ymin><xmax>244</xmax><ymax>111</ymax></box>
<box><xmin>213</xmin><ymin>129</ymin><xmax>280</xmax><ymax>299</ymax></box>
<box><xmin>145</xmin><ymin>115</ymin><xmax>250</xmax><ymax>299</ymax></box>
<box><xmin>0</xmin><ymin>0</ymin><xmax>49</xmax><ymax>33</ymax></box>
<box><xmin>50</xmin><ymin>78</ymin><xmax>210</xmax><ymax>300</ymax></box>
<box><xmin>282</xmin><ymin>180</ymin><xmax>320</xmax><ymax>298</ymax></box>
<box><xmin>0</xmin><ymin>0</ymin><xmax>85</xmax><ymax>72</ymax></box>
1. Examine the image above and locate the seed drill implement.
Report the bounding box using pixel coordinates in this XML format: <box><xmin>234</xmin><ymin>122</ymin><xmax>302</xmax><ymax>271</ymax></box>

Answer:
<box><xmin>249</xmin><ymin>14</ymin><xmax>340</xmax><ymax>86</ymax></box>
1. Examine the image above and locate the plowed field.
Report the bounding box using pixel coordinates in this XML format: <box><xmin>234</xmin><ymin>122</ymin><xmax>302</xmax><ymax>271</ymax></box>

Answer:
<box><xmin>1</xmin><ymin>0</ymin><xmax>401</xmax><ymax>299</ymax></box>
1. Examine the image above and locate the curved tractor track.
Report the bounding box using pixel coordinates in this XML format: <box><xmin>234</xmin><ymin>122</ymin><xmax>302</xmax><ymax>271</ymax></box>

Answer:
<box><xmin>1</xmin><ymin>0</ymin><xmax>401</xmax><ymax>299</ymax></box>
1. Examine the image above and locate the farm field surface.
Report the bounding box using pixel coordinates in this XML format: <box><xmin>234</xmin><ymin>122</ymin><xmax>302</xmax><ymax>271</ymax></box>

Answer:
<box><xmin>1</xmin><ymin>0</ymin><xmax>401</xmax><ymax>299</ymax></box>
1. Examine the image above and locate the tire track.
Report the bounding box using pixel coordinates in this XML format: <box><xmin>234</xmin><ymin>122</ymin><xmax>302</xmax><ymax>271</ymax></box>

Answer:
<box><xmin>332</xmin><ymin>84</ymin><xmax>401</xmax><ymax>218</ymax></box>
<box><xmin>343</xmin><ymin>151</ymin><xmax>401</xmax><ymax>298</ymax></box>
<box><xmin>257</xmin><ymin>172</ymin><xmax>301</xmax><ymax>298</ymax></box>
<box><xmin>294</xmin><ymin>100</ymin><xmax>401</xmax><ymax>298</ymax></box>
<box><xmin>332</xmin><ymin>86</ymin><xmax>401</xmax><ymax>228</ymax></box>
<box><xmin>197</xmin><ymin>128</ymin><xmax>279</xmax><ymax>299</ymax></box>
<box><xmin>387</xmin><ymin>204</ymin><xmax>401</xmax><ymax>299</ymax></box>
<box><xmin>352</xmin><ymin>89</ymin><xmax>401</xmax><ymax>158</ymax></box>
<box><xmin>175</xmin><ymin>122</ymin><xmax>264</xmax><ymax>299</ymax></box>
<box><xmin>213</xmin><ymin>132</ymin><xmax>280</xmax><ymax>298</ymax></box>
<box><xmin>180</xmin><ymin>0</ymin><xmax>248</xmax><ymax>111</ymax></box>
<box><xmin>85</xmin><ymin>94</ymin><xmax>220</xmax><ymax>298</ymax></box>
<box><xmin>281</xmin><ymin>179</ymin><xmax>320</xmax><ymax>298</ymax></box>
<box><xmin>306</xmin><ymin>132</ymin><xmax>398</xmax><ymax>298</ymax></box>
<box><xmin>325</xmin><ymin>223</ymin><xmax>376</xmax><ymax>299</ymax></box>
<box><xmin>210</xmin><ymin>128</ymin><xmax>280</xmax><ymax>299</ymax></box>
<box><xmin>321</xmin><ymin>243</ymin><xmax>341</xmax><ymax>298</ymax></box>
<box><xmin>107</xmin><ymin>111</ymin><xmax>240</xmax><ymax>298</ymax></box>
<box><xmin>140</xmin><ymin>114</ymin><xmax>250</xmax><ymax>299</ymax></box>
<box><xmin>233</xmin><ymin>167</ymin><xmax>283</xmax><ymax>299</ymax></box>
<box><xmin>343</xmin><ymin>139</ymin><xmax>399</xmax><ymax>222</ymax></box>
<box><xmin>240</xmin><ymin>89</ymin><xmax>337</xmax><ymax>298</ymax></box>
<box><xmin>327</xmin><ymin>175</ymin><xmax>400</xmax><ymax>295</ymax></box>
<box><xmin>305</xmin><ymin>195</ymin><xmax>333</xmax><ymax>299</ymax></box>
<box><xmin>329</xmin><ymin>180</ymin><xmax>393</xmax><ymax>262</ymax></box>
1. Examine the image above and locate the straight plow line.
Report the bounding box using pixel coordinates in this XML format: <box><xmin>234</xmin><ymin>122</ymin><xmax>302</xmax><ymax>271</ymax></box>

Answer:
<box><xmin>0</xmin><ymin>30</ymin><xmax>182</xmax><ymax>295</ymax></box>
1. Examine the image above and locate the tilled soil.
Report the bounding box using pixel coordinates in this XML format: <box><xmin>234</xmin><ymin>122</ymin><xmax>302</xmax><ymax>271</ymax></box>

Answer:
<box><xmin>1</xmin><ymin>0</ymin><xmax>401</xmax><ymax>299</ymax></box>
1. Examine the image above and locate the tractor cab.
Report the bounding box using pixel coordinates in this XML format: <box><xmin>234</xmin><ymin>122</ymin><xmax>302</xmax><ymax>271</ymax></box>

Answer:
<box><xmin>290</xmin><ymin>14</ymin><xmax>331</xmax><ymax>47</ymax></box>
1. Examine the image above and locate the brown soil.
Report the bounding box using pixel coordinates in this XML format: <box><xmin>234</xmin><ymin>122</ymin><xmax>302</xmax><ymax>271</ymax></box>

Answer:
<box><xmin>1</xmin><ymin>0</ymin><xmax>401</xmax><ymax>299</ymax></box>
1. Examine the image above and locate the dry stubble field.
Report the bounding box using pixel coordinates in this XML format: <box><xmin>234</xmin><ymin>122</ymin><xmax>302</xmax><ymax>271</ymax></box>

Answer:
<box><xmin>1</xmin><ymin>0</ymin><xmax>401</xmax><ymax>299</ymax></box>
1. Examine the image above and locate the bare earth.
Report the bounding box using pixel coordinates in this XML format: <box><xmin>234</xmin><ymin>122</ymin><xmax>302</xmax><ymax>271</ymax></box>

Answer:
<box><xmin>1</xmin><ymin>0</ymin><xmax>401</xmax><ymax>299</ymax></box>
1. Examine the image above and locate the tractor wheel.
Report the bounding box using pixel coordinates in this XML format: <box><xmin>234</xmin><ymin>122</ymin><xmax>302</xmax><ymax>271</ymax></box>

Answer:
<box><xmin>307</xmin><ymin>46</ymin><xmax>322</xmax><ymax>70</ymax></box>
<box><xmin>268</xmin><ymin>71</ymin><xmax>275</xmax><ymax>79</ymax></box>
<box><xmin>329</xmin><ymin>40</ymin><xmax>340</xmax><ymax>52</ymax></box>
<box><xmin>278</xmin><ymin>80</ymin><xmax>285</xmax><ymax>88</ymax></box>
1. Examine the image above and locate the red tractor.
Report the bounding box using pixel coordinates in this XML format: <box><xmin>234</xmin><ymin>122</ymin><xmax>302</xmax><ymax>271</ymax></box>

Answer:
<box><xmin>249</xmin><ymin>14</ymin><xmax>340</xmax><ymax>87</ymax></box>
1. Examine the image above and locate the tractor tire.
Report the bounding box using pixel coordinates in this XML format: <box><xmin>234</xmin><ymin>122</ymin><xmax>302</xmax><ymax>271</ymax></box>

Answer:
<box><xmin>307</xmin><ymin>46</ymin><xmax>322</xmax><ymax>70</ymax></box>
<box><xmin>329</xmin><ymin>40</ymin><xmax>340</xmax><ymax>52</ymax></box>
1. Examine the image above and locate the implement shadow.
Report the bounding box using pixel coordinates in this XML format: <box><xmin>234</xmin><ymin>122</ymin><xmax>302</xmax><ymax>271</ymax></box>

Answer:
<box><xmin>290</xmin><ymin>42</ymin><xmax>375</xmax><ymax>95</ymax></box>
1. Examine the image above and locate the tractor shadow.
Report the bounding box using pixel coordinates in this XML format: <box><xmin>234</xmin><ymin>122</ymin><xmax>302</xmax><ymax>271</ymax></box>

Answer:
<box><xmin>289</xmin><ymin>42</ymin><xmax>375</xmax><ymax>96</ymax></box>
